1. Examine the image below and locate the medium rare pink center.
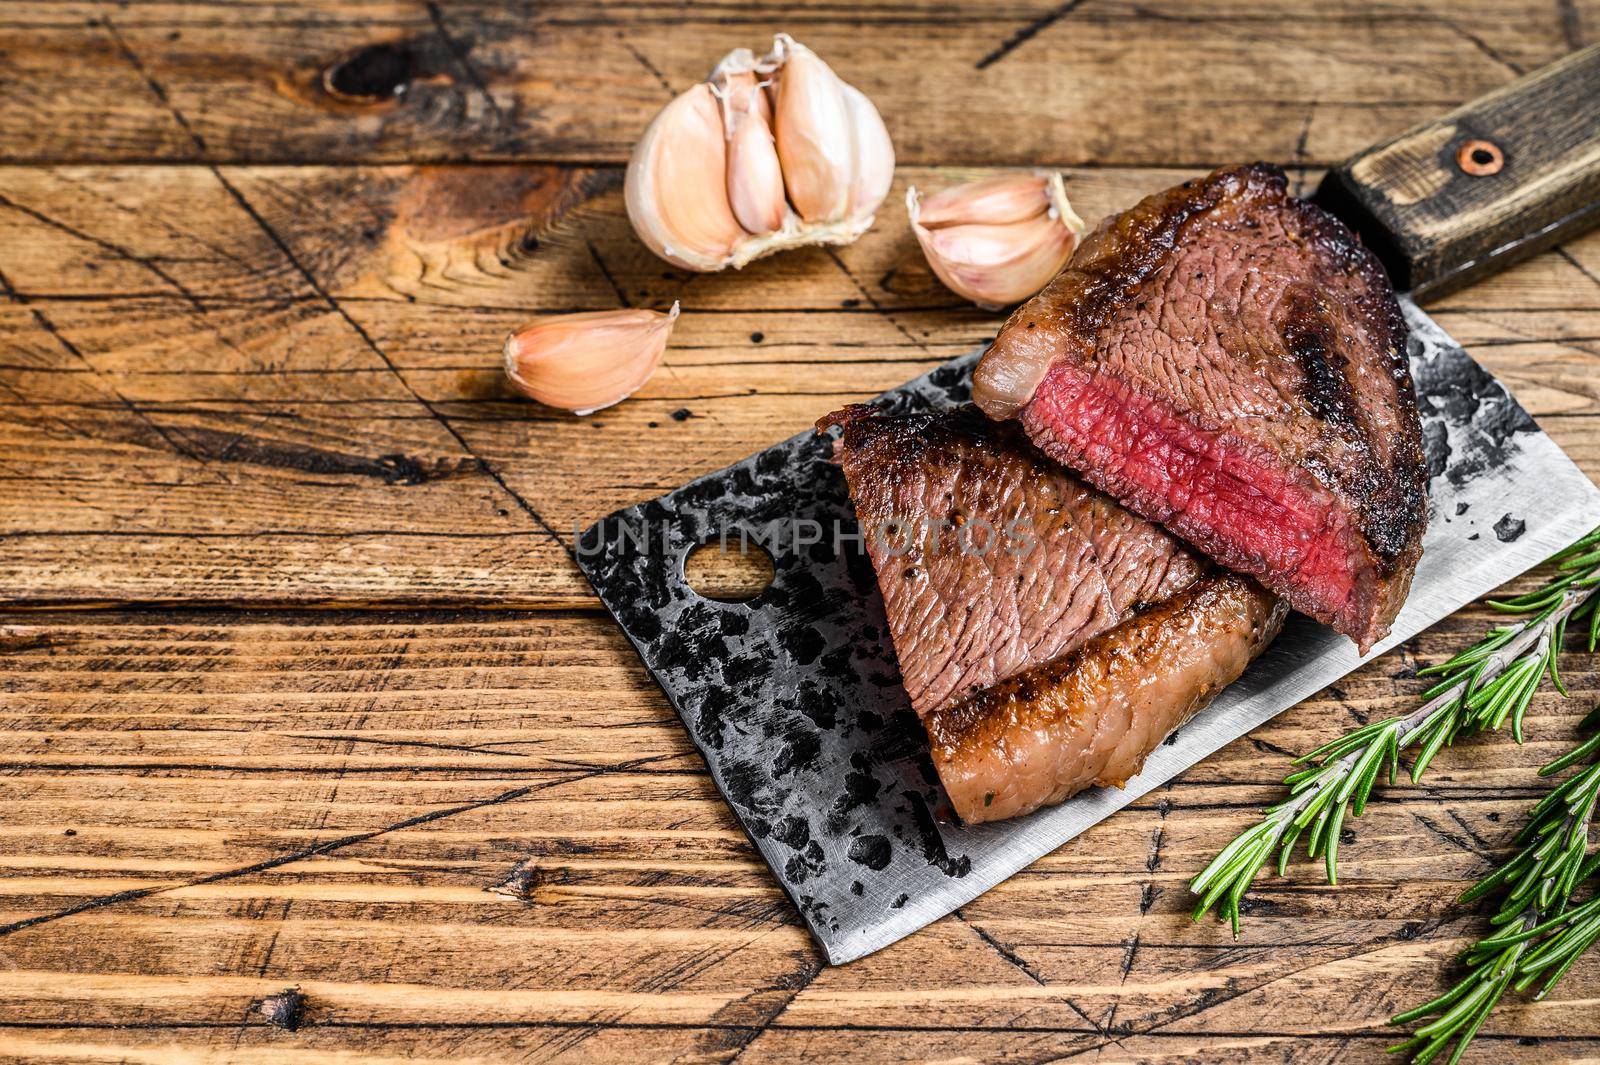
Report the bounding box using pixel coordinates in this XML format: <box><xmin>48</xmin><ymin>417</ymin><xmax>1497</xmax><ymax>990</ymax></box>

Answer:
<box><xmin>1025</xmin><ymin>362</ymin><xmax>1363</xmax><ymax>624</ymax></box>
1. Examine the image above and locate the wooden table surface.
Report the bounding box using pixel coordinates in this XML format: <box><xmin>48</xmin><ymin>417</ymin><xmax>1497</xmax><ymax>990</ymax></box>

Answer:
<box><xmin>2</xmin><ymin>2</ymin><xmax>1599</xmax><ymax>1062</ymax></box>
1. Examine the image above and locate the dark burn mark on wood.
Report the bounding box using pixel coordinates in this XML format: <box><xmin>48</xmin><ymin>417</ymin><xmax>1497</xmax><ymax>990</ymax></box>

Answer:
<box><xmin>256</xmin><ymin>987</ymin><xmax>307</xmax><ymax>1031</ymax></box>
<box><xmin>487</xmin><ymin>859</ymin><xmax>541</xmax><ymax>901</ymax></box>
<box><xmin>423</xmin><ymin>1</ymin><xmax>507</xmax><ymax>126</ymax></box>
<box><xmin>165</xmin><ymin>426</ymin><xmax>474</xmax><ymax>485</ymax></box>
<box><xmin>0</xmin><ymin>626</ymin><xmax>54</xmax><ymax>653</ymax></box>
<box><xmin>974</xmin><ymin>0</ymin><xmax>1092</xmax><ymax>70</ymax></box>
<box><xmin>324</xmin><ymin>43</ymin><xmax>414</xmax><ymax>101</ymax></box>
<box><xmin>316</xmin><ymin>16</ymin><xmax>512</xmax><ymax>128</ymax></box>
<box><xmin>687</xmin><ymin>959</ymin><xmax>823</xmax><ymax>1062</ymax></box>
<box><xmin>395</xmin><ymin>166</ymin><xmax>611</xmax><ymax>246</ymax></box>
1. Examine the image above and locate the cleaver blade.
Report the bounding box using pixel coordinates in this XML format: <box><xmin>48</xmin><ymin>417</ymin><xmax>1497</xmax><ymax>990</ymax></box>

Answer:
<box><xmin>577</xmin><ymin>296</ymin><xmax>1600</xmax><ymax>964</ymax></box>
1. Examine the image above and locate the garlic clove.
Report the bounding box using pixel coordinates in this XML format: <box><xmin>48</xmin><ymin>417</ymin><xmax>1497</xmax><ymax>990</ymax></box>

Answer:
<box><xmin>907</xmin><ymin>172</ymin><xmax>1086</xmax><ymax>310</ymax></box>
<box><xmin>714</xmin><ymin>67</ymin><xmax>772</xmax><ymax>124</ymax></box>
<box><xmin>717</xmin><ymin>70</ymin><xmax>788</xmax><ymax>237</ymax></box>
<box><xmin>769</xmin><ymin>35</ymin><xmax>854</xmax><ymax>223</ymax></box>
<box><xmin>909</xmin><ymin>203</ymin><xmax>1078</xmax><ymax>311</ymax></box>
<box><xmin>625</xmin><ymin>86</ymin><xmax>746</xmax><ymax>271</ymax></box>
<box><xmin>913</xmin><ymin>173</ymin><xmax>1051</xmax><ymax>229</ymax></box>
<box><xmin>504</xmin><ymin>303</ymin><xmax>679</xmax><ymax>416</ymax></box>
<box><xmin>841</xmin><ymin>83</ymin><xmax>894</xmax><ymax>222</ymax></box>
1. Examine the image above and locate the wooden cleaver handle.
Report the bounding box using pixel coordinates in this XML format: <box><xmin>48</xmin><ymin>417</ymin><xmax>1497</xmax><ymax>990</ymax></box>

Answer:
<box><xmin>1314</xmin><ymin>44</ymin><xmax>1600</xmax><ymax>300</ymax></box>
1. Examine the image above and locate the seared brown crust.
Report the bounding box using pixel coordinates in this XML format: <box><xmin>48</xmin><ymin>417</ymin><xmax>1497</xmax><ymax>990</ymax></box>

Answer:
<box><xmin>927</xmin><ymin>571</ymin><xmax>1286</xmax><ymax>824</ymax></box>
<box><xmin>973</xmin><ymin>163</ymin><xmax>1426</xmax><ymax>649</ymax></box>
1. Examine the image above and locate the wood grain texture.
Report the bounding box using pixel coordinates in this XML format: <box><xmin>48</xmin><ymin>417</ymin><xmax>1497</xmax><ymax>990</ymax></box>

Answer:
<box><xmin>3</xmin><ymin>163</ymin><xmax>1600</xmax><ymax>607</ymax></box>
<box><xmin>1319</xmin><ymin>43</ymin><xmax>1600</xmax><ymax>296</ymax></box>
<box><xmin>3</xmin><ymin>1</ymin><xmax>1600</xmax><ymax>1062</ymax></box>
<box><xmin>0</xmin><ymin>0</ymin><xmax>1586</xmax><ymax>167</ymax></box>
<box><xmin>0</xmin><ymin>605</ymin><xmax>1596</xmax><ymax>1063</ymax></box>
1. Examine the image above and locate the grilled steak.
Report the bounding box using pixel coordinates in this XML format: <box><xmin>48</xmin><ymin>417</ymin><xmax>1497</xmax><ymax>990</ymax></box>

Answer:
<box><xmin>929</xmin><ymin>571</ymin><xmax>1281</xmax><ymax>822</ymax></box>
<box><xmin>823</xmin><ymin>404</ymin><xmax>1202</xmax><ymax>716</ymax></box>
<box><xmin>973</xmin><ymin>163</ymin><xmax>1426</xmax><ymax>651</ymax></box>
<box><xmin>823</xmin><ymin>404</ymin><xmax>1285</xmax><ymax>823</ymax></box>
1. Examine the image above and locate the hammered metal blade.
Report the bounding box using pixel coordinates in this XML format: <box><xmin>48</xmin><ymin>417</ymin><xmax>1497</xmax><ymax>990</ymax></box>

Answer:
<box><xmin>578</xmin><ymin>299</ymin><xmax>1600</xmax><ymax>964</ymax></box>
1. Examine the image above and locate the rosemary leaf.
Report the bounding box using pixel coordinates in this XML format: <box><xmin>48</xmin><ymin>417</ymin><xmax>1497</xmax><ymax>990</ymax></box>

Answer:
<box><xmin>1190</xmin><ymin>526</ymin><xmax>1600</xmax><ymax>935</ymax></box>
<box><xmin>1389</xmin><ymin>708</ymin><xmax>1600</xmax><ymax>1062</ymax></box>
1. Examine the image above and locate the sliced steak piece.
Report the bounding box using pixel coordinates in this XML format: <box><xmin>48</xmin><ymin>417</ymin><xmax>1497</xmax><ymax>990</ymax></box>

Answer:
<box><xmin>821</xmin><ymin>404</ymin><xmax>1203</xmax><ymax>717</ymax></box>
<box><xmin>930</xmin><ymin>571</ymin><xmax>1283</xmax><ymax>823</ymax></box>
<box><xmin>973</xmin><ymin>163</ymin><xmax>1426</xmax><ymax>652</ymax></box>
<box><xmin>822</xmin><ymin>404</ymin><xmax>1284</xmax><ymax>823</ymax></box>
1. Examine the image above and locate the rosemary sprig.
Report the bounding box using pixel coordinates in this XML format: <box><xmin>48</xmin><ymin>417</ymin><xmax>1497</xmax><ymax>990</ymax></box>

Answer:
<box><xmin>1190</xmin><ymin>526</ymin><xmax>1600</xmax><ymax>934</ymax></box>
<box><xmin>1389</xmin><ymin>704</ymin><xmax>1600</xmax><ymax>1065</ymax></box>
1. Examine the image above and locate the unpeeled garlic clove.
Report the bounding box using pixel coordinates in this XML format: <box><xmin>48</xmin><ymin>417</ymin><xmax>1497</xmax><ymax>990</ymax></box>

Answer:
<box><xmin>716</xmin><ymin>70</ymin><xmax>787</xmax><ymax>237</ymax></box>
<box><xmin>913</xmin><ymin>217</ymin><xmax>1075</xmax><ymax>311</ymax></box>
<box><xmin>907</xmin><ymin>171</ymin><xmax>1086</xmax><ymax>310</ymax></box>
<box><xmin>504</xmin><ymin>303</ymin><xmax>679</xmax><ymax>416</ymax></box>
<box><xmin>626</xmin><ymin>87</ymin><xmax>746</xmax><ymax>271</ymax></box>
<box><xmin>624</xmin><ymin>34</ymin><xmax>895</xmax><ymax>272</ymax></box>
<box><xmin>914</xmin><ymin>172</ymin><xmax>1059</xmax><ymax>229</ymax></box>
<box><xmin>842</xmin><ymin>84</ymin><xmax>894</xmax><ymax>220</ymax></box>
<box><xmin>769</xmin><ymin>36</ymin><xmax>854</xmax><ymax>223</ymax></box>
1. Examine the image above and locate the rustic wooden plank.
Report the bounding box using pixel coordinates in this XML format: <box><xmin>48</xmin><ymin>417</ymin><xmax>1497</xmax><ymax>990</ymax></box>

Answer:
<box><xmin>1</xmin><ymin>596</ymin><xmax>1597</xmax><ymax>776</ymax></box>
<box><xmin>0</xmin><ymin>0</ymin><xmax>1585</xmax><ymax>166</ymax></box>
<box><xmin>3</xmin><ymin>163</ymin><xmax>1599</xmax><ymax>608</ymax></box>
<box><xmin>4</xmin><ymin>3</ymin><xmax>1598</xmax><ymax>1062</ymax></box>
<box><xmin>0</xmin><ymin>605</ymin><xmax>1595</xmax><ymax>1058</ymax></box>
<box><xmin>0</xmin><ymin>1028</ymin><xmax>1592</xmax><ymax>1065</ymax></box>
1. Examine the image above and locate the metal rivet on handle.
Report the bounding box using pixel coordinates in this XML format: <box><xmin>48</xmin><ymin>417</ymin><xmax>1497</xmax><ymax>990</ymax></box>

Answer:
<box><xmin>1456</xmin><ymin>139</ymin><xmax>1504</xmax><ymax>177</ymax></box>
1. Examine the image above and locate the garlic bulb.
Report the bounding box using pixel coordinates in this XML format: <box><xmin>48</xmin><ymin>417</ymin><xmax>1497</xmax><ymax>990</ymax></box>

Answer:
<box><xmin>907</xmin><ymin>172</ymin><xmax>1087</xmax><ymax>311</ymax></box>
<box><xmin>625</xmin><ymin>34</ymin><xmax>894</xmax><ymax>272</ymax></box>
<box><xmin>504</xmin><ymin>303</ymin><xmax>679</xmax><ymax>415</ymax></box>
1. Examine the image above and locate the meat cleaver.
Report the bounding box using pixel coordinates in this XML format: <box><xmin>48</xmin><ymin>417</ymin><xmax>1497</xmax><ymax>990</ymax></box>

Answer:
<box><xmin>579</xmin><ymin>46</ymin><xmax>1600</xmax><ymax>964</ymax></box>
